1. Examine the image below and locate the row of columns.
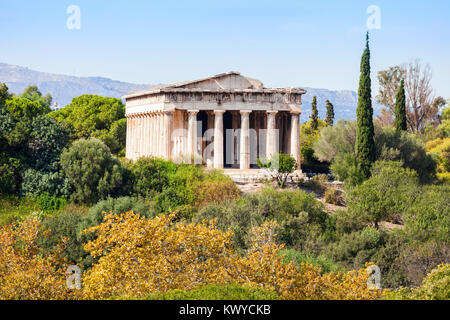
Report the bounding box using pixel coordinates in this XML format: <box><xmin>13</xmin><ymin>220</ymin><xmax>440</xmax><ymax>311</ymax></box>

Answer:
<box><xmin>127</xmin><ymin>109</ymin><xmax>300</xmax><ymax>170</ymax></box>
<box><xmin>126</xmin><ymin>111</ymin><xmax>172</xmax><ymax>160</ymax></box>
<box><xmin>185</xmin><ymin>109</ymin><xmax>300</xmax><ymax>171</ymax></box>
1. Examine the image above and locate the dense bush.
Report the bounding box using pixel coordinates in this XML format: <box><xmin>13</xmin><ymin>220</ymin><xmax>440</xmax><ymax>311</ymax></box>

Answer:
<box><xmin>81</xmin><ymin>196</ymin><xmax>155</xmax><ymax>229</ymax></box>
<box><xmin>80</xmin><ymin>212</ymin><xmax>384</xmax><ymax>300</ymax></box>
<box><xmin>324</xmin><ymin>188</ymin><xmax>344</xmax><ymax>206</ymax></box>
<box><xmin>426</xmin><ymin>138</ymin><xmax>450</xmax><ymax>183</ymax></box>
<box><xmin>195</xmin><ymin>188</ymin><xmax>329</xmax><ymax>251</ymax></box>
<box><xmin>27</xmin><ymin>115</ymin><xmax>71</xmax><ymax>172</ymax></box>
<box><xmin>35</xmin><ymin>193</ymin><xmax>67</xmax><ymax>213</ymax></box>
<box><xmin>401</xmin><ymin>184</ymin><xmax>450</xmax><ymax>243</ymax></box>
<box><xmin>347</xmin><ymin>161</ymin><xmax>419</xmax><ymax>227</ymax></box>
<box><xmin>329</xmin><ymin>153</ymin><xmax>365</xmax><ymax>185</ymax></box>
<box><xmin>60</xmin><ymin>138</ymin><xmax>129</xmax><ymax>204</ymax></box>
<box><xmin>38</xmin><ymin>211</ymin><xmax>88</xmax><ymax>267</ymax></box>
<box><xmin>128</xmin><ymin>157</ymin><xmax>240</xmax><ymax>218</ymax></box>
<box><xmin>0</xmin><ymin>157</ymin><xmax>21</xmax><ymax>194</ymax></box>
<box><xmin>21</xmin><ymin>169</ymin><xmax>71</xmax><ymax>198</ymax></box>
<box><xmin>280</xmin><ymin>249</ymin><xmax>344</xmax><ymax>274</ymax></box>
<box><xmin>300</xmin><ymin>119</ymin><xmax>326</xmax><ymax>165</ymax></box>
<box><xmin>314</xmin><ymin>121</ymin><xmax>436</xmax><ymax>183</ymax></box>
<box><xmin>385</xmin><ymin>264</ymin><xmax>450</xmax><ymax>300</ymax></box>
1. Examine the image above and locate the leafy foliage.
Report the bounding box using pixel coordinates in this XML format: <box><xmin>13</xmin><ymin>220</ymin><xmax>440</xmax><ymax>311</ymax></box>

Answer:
<box><xmin>347</xmin><ymin>161</ymin><xmax>419</xmax><ymax>228</ymax></box>
<box><xmin>51</xmin><ymin>95</ymin><xmax>125</xmax><ymax>154</ymax></box>
<box><xmin>142</xmin><ymin>284</ymin><xmax>278</xmax><ymax>300</ymax></box>
<box><xmin>386</xmin><ymin>264</ymin><xmax>450</xmax><ymax>300</ymax></box>
<box><xmin>258</xmin><ymin>153</ymin><xmax>297</xmax><ymax>188</ymax></box>
<box><xmin>60</xmin><ymin>138</ymin><xmax>129</xmax><ymax>204</ymax></box>
<box><xmin>0</xmin><ymin>218</ymin><xmax>73</xmax><ymax>300</ymax></box>
<box><xmin>314</xmin><ymin>121</ymin><xmax>436</xmax><ymax>183</ymax></box>
<box><xmin>81</xmin><ymin>213</ymin><xmax>385</xmax><ymax>300</ymax></box>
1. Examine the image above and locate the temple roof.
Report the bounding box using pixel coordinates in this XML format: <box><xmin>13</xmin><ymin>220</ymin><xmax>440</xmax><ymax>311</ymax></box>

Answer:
<box><xmin>124</xmin><ymin>72</ymin><xmax>306</xmax><ymax>99</ymax></box>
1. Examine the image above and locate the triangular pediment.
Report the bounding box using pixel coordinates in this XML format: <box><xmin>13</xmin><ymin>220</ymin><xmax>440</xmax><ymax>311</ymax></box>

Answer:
<box><xmin>166</xmin><ymin>72</ymin><xmax>264</xmax><ymax>90</ymax></box>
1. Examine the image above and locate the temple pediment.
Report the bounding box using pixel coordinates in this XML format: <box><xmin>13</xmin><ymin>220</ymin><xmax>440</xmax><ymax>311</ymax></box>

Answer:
<box><xmin>167</xmin><ymin>72</ymin><xmax>264</xmax><ymax>90</ymax></box>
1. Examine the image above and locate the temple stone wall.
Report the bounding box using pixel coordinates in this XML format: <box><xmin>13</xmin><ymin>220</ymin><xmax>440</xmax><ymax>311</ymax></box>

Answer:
<box><xmin>124</xmin><ymin>72</ymin><xmax>305</xmax><ymax>171</ymax></box>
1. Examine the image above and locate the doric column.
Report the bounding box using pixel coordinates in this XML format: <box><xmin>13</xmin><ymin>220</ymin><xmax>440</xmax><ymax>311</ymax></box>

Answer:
<box><xmin>129</xmin><ymin>115</ymin><xmax>135</xmax><ymax>160</ymax></box>
<box><xmin>163</xmin><ymin>111</ymin><xmax>173</xmax><ymax>159</ymax></box>
<box><xmin>148</xmin><ymin>113</ymin><xmax>153</xmax><ymax>156</ymax></box>
<box><xmin>213</xmin><ymin>110</ymin><xmax>225</xmax><ymax>169</ymax></box>
<box><xmin>187</xmin><ymin>110</ymin><xmax>199</xmax><ymax>163</ymax></box>
<box><xmin>266</xmin><ymin>111</ymin><xmax>278</xmax><ymax>158</ymax></box>
<box><xmin>125</xmin><ymin>115</ymin><xmax>130</xmax><ymax>159</ymax></box>
<box><xmin>240</xmin><ymin>110</ymin><xmax>252</xmax><ymax>170</ymax></box>
<box><xmin>137</xmin><ymin>114</ymin><xmax>142</xmax><ymax>159</ymax></box>
<box><xmin>143</xmin><ymin>113</ymin><xmax>148</xmax><ymax>157</ymax></box>
<box><xmin>290</xmin><ymin>111</ymin><xmax>301</xmax><ymax>170</ymax></box>
<box><xmin>156</xmin><ymin>112</ymin><xmax>162</xmax><ymax>157</ymax></box>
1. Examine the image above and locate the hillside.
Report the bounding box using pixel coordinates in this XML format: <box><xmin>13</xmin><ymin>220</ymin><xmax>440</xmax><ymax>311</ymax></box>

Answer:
<box><xmin>0</xmin><ymin>62</ymin><xmax>381</xmax><ymax>121</ymax></box>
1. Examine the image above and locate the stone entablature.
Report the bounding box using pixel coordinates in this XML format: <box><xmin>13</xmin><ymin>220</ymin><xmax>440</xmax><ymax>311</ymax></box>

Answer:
<box><xmin>124</xmin><ymin>72</ymin><xmax>306</xmax><ymax>171</ymax></box>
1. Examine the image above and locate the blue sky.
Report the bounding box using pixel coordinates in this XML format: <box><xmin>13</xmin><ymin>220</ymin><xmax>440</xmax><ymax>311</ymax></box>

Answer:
<box><xmin>1</xmin><ymin>0</ymin><xmax>449</xmax><ymax>98</ymax></box>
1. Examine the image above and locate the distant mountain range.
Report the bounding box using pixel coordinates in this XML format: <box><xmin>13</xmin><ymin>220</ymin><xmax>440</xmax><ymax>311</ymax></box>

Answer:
<box><xmin>0</xmin><ymin>62</ymin><xmax>382</xmax><ymax>122</ymax></box>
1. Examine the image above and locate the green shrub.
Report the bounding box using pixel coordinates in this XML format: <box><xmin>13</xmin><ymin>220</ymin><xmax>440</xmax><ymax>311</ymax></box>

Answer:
<box><xmin>0</xmin><ymin>195</ymin><xmax>41</xmax><ymax>224</ymax></box>
<box><xmin>385</xmin><ymin>264</ymin><xmax>450</xmax><ymax>300</ymax></box>
<box><xmin>38</xmin><ymin>211</ymin><xmax>89</xmax><ymax>267</ymax></box>
<box><xmin>60</xmin><ymin>138</ymin><xmax>130</xmax><ymax>204</ymax></box>
<box><xmin>142</xmin><ymin>284</ymin><xmax>278</xmax><ymax>300</ymax></box>
<box><xmin>258</xmin><ymin>153</ymin><xmax>297</xmax><ymax>188</ymax></box>
<box><xmin>280</xmin><ymin>249</ymin><xmax>344</xmax><ymax>274</ymax></box>
<box><xmin>36</xmin><ymin>193</ymin><xmax>68</xmax><ymax>213</ymax></box>
<box><xmin>27</xmin><ymin>115</ymin><xmax>71</xmax><ymax>172</ymax></box>
<box><xmin>324</xmin><ymin>188</ymin><xmax>344</xmax><ymax>206</ymax></box>
<box><xmin>195</xmin><ymin>188</ymin><xmax>329</xmax><ymax>252</ymax></box>
<box><xmin>21</xmin><ymin>168</ymin><xmax>71</xmax><ymax>198</ymax></box>
<box><xmin>0</xmin><ymin>157</ymin><xmax>22</xmax><ymax>194</ymax></box>
<box><xmin>347</xmin><ymin>161</ymin><xmax>419</xmax><ymax>228</ymax></box>
<box><xmin>330</xmin><ymin>153</ymin><xmax>365</xmax><ymax>186</ymax></box>
<box><xmin>397</xmin><ymin>240</ymin><xmax>450</xmax><ymax>287</ymax></box>
<box><xmin>129</xmin><ymin>157</ymin><xmax>176</xmax><ymax>198</ymax></box>
<box><xmin>309</xmin><ymin>174</ymin><xmax>330</xmax><ymax>195</ymax></box>
<box><xmin>325</xmin><ymin>227</ymin><xmax>384</xmax><ymax>270</ymax></box>
<box><xmin>402</xmin><ymin>184</ymin><xmax>450</xmax><ymax>243</ymax></box>
<box><xmin>314</xmin><ymin>121</ymin><xmax>437</xmax><ymax>184</ymax></box>
<box><xmin>129</xmin><ymin>158</ymin><xmax>240</xmax><ymax>218</ymax></box>
<box><xmin>82</xmin><ymin>196</ymin><xmax>155</xmax><ymax>227</ymax></box>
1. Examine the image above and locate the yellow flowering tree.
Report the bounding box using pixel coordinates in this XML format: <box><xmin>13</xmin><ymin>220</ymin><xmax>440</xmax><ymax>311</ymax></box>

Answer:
<box><xmin>81</xmin><ymin>212</ymin><xmax>236</xmax><ymax>299</ymax></box>
<box><xmin>81</xmin><ymin>214</ymin><xmax>386</xmax><ymax>300</ymax></box>
<box><xmin>0</xmin><ymin>218</ymin><xmax>73</xmax><ymax>300</ymax></box>
<box><xmin>228</xmin><ymin>221</ymin><xmax>386</xmax><ymax>300</ymax></box>
<box><xmin>426</xmin><ymin>138</ymin><xmax>450</xmax><ymax>182</ymax></box>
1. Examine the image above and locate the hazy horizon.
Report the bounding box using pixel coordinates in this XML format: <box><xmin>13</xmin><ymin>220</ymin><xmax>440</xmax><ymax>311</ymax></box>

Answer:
<box><xmin>1</xmin><ymin>0</ymin><xmax>449</xmax><ymax>98</ymax></box>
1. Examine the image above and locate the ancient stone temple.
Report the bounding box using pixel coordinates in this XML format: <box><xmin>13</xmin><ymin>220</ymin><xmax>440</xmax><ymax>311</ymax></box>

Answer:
<box><xmin>124</xmin><ymin>72</ymin><xmax>306</xmax><ymax>170</ymax></box>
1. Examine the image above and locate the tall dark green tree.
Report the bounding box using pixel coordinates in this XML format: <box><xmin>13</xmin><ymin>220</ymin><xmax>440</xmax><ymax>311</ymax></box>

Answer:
<box><xmin>394</xmin><ymin>79</ymin><xmax>407</xmax><ymax>132</ymax></box>
<box><xmin>310</xmin><ymin>96</ymin><xmax>319</xmax><ymax>131</ymax></box>
<box><xmin>355</xmin><ymin>33</ymin><xmax>376</xmax><ymax>178</ymax></box>
<box><xmin>325</xmin><ymin>100</ymin><xmax>335</xmax><ymax>126</ymax></box>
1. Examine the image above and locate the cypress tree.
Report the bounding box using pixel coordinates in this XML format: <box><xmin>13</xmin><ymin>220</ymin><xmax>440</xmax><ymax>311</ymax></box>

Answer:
<box><xmin>394</xmin><ymin>79</ymin><xmax>407</xmax><ymax>132</ymax></box>
<box><xmin>325</xmin><ymin>100</ymin><xmax>335</xmax><ymax>126</ymax></box>
<box><xmin>310</xmin><ymin>96</ymin><xmax>319</xmax><ymax>130</ymax></box>
<box><xmin>355</xmin><ymin>33</ymin><xmax>376</xmax><ymax>178</ymax></box>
